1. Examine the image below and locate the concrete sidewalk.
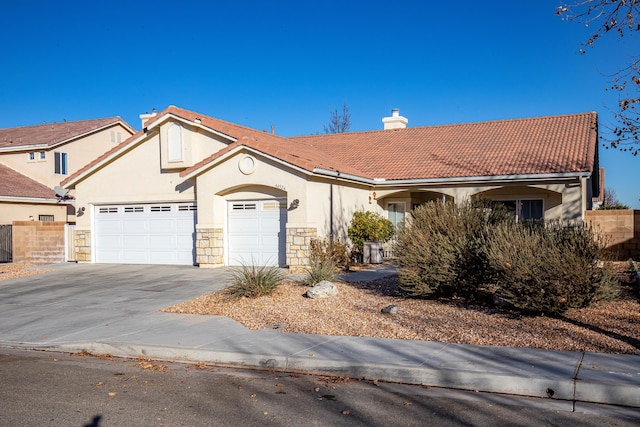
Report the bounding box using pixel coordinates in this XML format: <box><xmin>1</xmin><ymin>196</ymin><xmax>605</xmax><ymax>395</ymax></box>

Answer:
<box><xmin>0</xmin><ymin>263</ymin><xmax>639</xmax><ymax>410</ymax></box>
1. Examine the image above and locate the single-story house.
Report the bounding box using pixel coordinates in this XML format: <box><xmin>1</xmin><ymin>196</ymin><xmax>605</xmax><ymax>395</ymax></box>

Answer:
<box><xmin>62</xmin><ymin>106</ymin><xmax>599</xmax><ymax>268</ymax></box>
<box><xmin>0</xmin><ymin>117</ymin><xmax>135</xmax><ymax>224</ymax></box>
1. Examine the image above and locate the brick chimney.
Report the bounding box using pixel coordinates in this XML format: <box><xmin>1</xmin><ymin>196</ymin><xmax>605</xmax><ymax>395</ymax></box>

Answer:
<box><xmin>382</xmin><ymin>108</ymin><xmax>408</xmax><ymax>130</ymax></box>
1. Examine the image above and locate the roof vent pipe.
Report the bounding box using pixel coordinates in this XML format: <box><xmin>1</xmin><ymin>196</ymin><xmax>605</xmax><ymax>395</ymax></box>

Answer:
<box><xmin>382</xmin><ymin>109</ymin><xmax>408</xmax><ymax>130</ymax></box>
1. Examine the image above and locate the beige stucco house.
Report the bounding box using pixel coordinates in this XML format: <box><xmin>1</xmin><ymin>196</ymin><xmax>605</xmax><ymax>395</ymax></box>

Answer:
<box><xmin>62</xmin><ymin>106</ymin><xmax>599</xmax><ymax>268</ymax></box>
<box><xmin>0</xmin><ymin>117</ymin><xmax>135</xmax><ymax>224</ymax></box>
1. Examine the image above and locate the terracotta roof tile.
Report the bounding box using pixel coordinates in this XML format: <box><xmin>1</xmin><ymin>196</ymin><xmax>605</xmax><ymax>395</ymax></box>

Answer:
<box><xmin>290</xmin><ymin>112</ymin><xmax>598</xmax><ymax>180</ymax></box>
<box><xmin>65</xmin><ymin>107</ymin><xmax>599</xmax><ymax>187</ymax></box>
<box><xmin>0</xmin><ymin>163</ymin><xmax>56</xmax><ymax>199</ymax></box>
<box><xmin>0</xmin><ymin>117</ymin><xmax>132</xmax><ymax>150</ymax></box>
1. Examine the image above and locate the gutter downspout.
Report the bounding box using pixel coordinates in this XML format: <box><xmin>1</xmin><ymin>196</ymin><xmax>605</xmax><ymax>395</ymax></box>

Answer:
<box><xmin>330</xmin><ymin>183</ymin><xmax>334</xmax><ymax>239</ymax></box>
<box><xmin>581</xmin><ymin>177</ymin><xmax>588</xmax><ymax>221</ymax></box>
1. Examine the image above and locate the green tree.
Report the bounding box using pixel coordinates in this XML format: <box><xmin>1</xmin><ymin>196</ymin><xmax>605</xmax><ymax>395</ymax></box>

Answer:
<box><xmin>557</xmin><ymin>1</ymin><xmax>640</xmax><ymax>155</ymax></box>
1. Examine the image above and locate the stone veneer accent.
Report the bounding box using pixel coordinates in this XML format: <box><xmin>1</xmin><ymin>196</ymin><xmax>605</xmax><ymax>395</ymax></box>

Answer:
<box><xmin>286</xmin><ymin>227</ymin><xmax>317</xmax><ymax>273</ymax></box>
<box><xmin>74</xmin><ymin>229</ymin><xmax>91</xmax><ymax>262</ymax></box>
<box><xmin>196</xmin><ymin>228</ymin><xmax>224</xmax><ymax>266</ymax></box>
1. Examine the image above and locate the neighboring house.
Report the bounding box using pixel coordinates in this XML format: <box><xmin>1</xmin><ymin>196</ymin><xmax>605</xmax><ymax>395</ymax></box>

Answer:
<box><xmin>0</xmin><ymin>117</ymin><xmax>136</xmax><ymax>223</ymax></box>
<box><xmin>62</xmin><ymin>106</ymin><xmax>599</xmax><ymax>268</ymax></box>
<box><xmin>0</xmin><ymin>164</ymin><xmax>62</xmax><ymax>224</ymax></box>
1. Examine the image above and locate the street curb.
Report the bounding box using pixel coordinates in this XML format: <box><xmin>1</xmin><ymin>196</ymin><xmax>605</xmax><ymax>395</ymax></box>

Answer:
<box><xmin>48</xmin><ymin>341</ymin><xmax>634</xmax><ymax>408</ymax></box>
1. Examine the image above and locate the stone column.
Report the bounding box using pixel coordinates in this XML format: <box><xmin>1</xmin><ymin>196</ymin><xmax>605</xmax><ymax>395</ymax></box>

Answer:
<box><xmin>196</xmin><ymin>228</ymin><xmax>224</xmax><ymax>267</ymax></box>
<box><xmin>74</xmin><ymin>229</ymin><xmax>91</xmax><ymax>262</ymax></box>
<box><xmin>286</xmin><ymin>227</ymin><xmax>317</xmax><ymax>273</ymax></box>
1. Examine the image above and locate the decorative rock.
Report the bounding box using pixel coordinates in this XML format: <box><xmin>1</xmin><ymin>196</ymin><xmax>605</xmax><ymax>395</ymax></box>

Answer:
<box><xmin>381</xmin><ymin>304</ymin><xmax>402</xmax><ymax>315</ymax></box>
<box><xmin>306</xmin><ymin>281</ymin><xmax>338</xmax><ymax>299</ymax></box>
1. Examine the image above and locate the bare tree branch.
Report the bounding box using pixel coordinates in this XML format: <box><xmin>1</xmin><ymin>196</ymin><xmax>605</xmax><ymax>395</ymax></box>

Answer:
<box><xmin>324</xmin><ymin>103</ymin><xmax>352</xmax><ymax>134</ymax></box>
<box><xmin>558</xmin><ymin>0</ymin><xmax>640</xmax><ymax>155</ymax></box>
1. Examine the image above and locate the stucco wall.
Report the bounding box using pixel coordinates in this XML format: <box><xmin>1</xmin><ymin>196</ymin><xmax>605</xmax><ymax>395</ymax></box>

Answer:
<box><xmin>73</xmin><ymin>132</ymin><xmax>196</xmax><ymax>230</ymax></box>
<box><xmin>0</xmin><ymin>202</ymin><xmax>67</xmax><ymax>224</ymax></box>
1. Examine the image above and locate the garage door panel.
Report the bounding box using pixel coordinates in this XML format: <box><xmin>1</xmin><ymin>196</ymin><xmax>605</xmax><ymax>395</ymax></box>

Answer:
<box><xmin>96</xmin><ymin>204</ymin><xmax>195</xmax><ymax>265</ymax></box>
<box><xmin>228</xmin><ymin>200</ymin><xmax>286</xmax><ymax>267</ymax></box>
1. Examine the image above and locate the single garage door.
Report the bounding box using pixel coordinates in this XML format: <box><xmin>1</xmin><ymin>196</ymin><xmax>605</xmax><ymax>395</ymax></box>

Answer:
<box><xmin>228</xmin><ymin>200</ymin><xmax>286</xmax><ymax>266</ymax></box>
<box><xmin>95</xmin><ymin>203</ymin><xmax>196</xmax><ymax>265</ymax></box>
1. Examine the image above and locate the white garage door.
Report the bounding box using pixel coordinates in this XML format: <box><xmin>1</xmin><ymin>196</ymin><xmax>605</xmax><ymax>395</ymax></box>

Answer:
<box><xmin>95</xmin><ymin>203</ymin><xmax>196</xmax><ymax>265</ymax></box>
<box><xmin>228</xmin><ymin>200</ymin><xmax>286</xmax><ymax>266</ymax></box>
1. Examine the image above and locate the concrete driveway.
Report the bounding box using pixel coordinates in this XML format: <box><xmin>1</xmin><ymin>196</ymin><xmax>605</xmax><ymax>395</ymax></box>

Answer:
<box><xmin>0</xmin><ymin>263</ymin><xmax>231</xmax><ymax>347</ymax></box>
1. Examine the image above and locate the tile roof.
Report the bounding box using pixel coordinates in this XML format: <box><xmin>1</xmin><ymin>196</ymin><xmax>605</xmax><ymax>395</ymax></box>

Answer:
<box><xmin>64</xmin><ymin>106</ymin><xmax>599</xmax><ymax>187</ymax></box>
<box><xmin>0</xmin><ymin>117</ymin><xmax>132</xmax><ymax>150</ymax></box>
<box><xmin>0</xmin><ymin>163</ymin><xmax>56</xmax><ymax>199</ymax></box>
<box><xmin>289</xmin><ymin>112</ymin><xmax>598</xmax><ymax>180</ymax></box>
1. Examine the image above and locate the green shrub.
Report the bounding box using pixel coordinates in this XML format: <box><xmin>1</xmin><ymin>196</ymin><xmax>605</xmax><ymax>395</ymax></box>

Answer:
<box><xmin>597</xmin><ymin>204</ymin><xmax>630</xmax><ymax>210</ymax></box>
<box><xmin>395</xmin><ymin>199</ymin><xmax>511</xmax><ymax>299</ymax></box>
<box><xmin>347</xmin><ymin>211</ymin><xmax>394</xmax><ymax>261</ymax></box>
<box><xmin>225</xmin><ymin>263</ymin><xmax>286</xmax><ymax>300</ymax></box>
<box><xmin>484</xmin><ymin>221</ymin><xmax>618</xmax><ymax>315</ymax></box>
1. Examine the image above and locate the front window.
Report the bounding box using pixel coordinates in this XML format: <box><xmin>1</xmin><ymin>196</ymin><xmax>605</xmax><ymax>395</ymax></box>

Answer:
<box><xmin>497</xmin><ymin>199</ymin><xmax>543</xmax><ymax>222</ymax></box>
<box><xmin>39</xmin><ymin>151</ymin><xmax>46</xmax><ymax>160</ymax></box>
<box><xmin>54</xmin><ymin>152</ymin><xmax>68</xmax><ymax>175</ymax></box>
<box><xmin>387</xmin><ymin>202</ymin><xmax>406</xmax><ymax>229</ymax></box>
<box><xmin>28</xmin><ymin>152</ymin><xmax>35</xmax><ymax>161</ymax></box>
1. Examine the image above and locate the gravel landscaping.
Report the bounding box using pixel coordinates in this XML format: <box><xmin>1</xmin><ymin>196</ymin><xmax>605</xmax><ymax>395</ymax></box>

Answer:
<box><xmin>165</xmin><ymin>262</ymin><xmax>640</xmax><ymax>355</ymax></box>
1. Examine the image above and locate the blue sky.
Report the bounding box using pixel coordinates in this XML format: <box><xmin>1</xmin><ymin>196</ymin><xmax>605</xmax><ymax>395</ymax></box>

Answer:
<box><xmin>1</xmin><ymin>1</ymin><xmax>637</xmax><ymax>207</ymax></box>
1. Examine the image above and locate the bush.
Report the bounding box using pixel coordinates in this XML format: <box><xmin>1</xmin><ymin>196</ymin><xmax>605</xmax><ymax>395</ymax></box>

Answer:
<box><xmin>395</xmin><ymin>199</ymin><xmax>512</xmax><ymax>299</ymax></box>
<box><xmin>597</xmin><ymin>204</ymin><xmax>630</xmax><ymax>210</ymax></box>
<box><xmin>484</xmin><ymin>221</ymin><xmax>619</xmax><ymax>315</ymax></box>
<box><xmin>225</xmin><ymin>263</ymin><xmax>286</xmax><ymax>300</ymax></box>
<box><xmin>347</xmin><ymin>211</ymin><xmax>394</xmax><ymax>261</ymax></box>
<box><xmin>305</xmin><ymin>237</ymin><xmax>348</xmax><ymax>284</ymax></box>
<box><xmin>306</xmin><ymin>258</ymin><xmax>339</xmax><ymax>284</ymax></box>
<box><xmin>309</xmin><ymin>237</ymin><xmax>349</xmax><ymax>268</ymax></box>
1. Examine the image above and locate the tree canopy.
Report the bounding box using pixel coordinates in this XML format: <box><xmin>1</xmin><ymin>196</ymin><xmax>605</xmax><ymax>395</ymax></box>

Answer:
<box><xmin>557</xmin><ymin>1</ymin><xmax>640</xmax><ymax>155</ymax></box>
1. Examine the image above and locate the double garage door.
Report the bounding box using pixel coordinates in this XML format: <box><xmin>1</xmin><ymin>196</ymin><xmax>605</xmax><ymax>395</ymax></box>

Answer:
<box><xmin>95</xmin><ymin>203</ymin><xmax>196</xmax><ymax>265</ymax></box>
<box><xmin>94</xmin><ymin>200</ymin><xmax>286</xmax><ymax>266</ymax></box>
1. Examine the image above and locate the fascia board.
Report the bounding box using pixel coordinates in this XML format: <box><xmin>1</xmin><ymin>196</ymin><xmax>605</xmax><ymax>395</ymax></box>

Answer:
<box><xmin>0</xmin><ymin>196</ymin><xmax>61</xmax><ymax>204</ymax></box>
<box><xmin>0</xmin><ymin>144</ymin><xmax>49</xmax><ymax>153</ymax></box>
<box><xmin>313</xmin><ymin>168</ymin><xmax>591</xmax><ymax>186</ymax></box>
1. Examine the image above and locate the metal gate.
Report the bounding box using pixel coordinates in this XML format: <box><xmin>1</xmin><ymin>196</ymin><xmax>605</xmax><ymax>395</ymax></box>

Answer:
<box><xmin>0</xmin><ymin>225</ymin><xmax>12</xmax><ymax>263</ymax></box>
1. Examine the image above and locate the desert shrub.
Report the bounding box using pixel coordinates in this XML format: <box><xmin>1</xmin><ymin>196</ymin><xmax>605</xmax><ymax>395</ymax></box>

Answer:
<box><xmin>306</xmin><ymin>258</ymin><xmax>339</xmax><ymax>284</ymax></box>
<box><xmin>225</xmin><ymin>263</ymin><xmax>286</xmax><ymax>300</ymax></box>
<box><xmin>347</xmin><ymin>211</ymin><xmax>394</xmax><ymax>261</ymax></box>
<box><xmin>305</xmin><ymin>237</ymin><xmax>348</xmax><ymax>284</ymax></box>
<box><xmin>395</xmin><ymin>199</ymin><xmax>512</xmax><ymax>299</ymax></box>
<box><xmin>484</xmin><ymin>221</ymin><xmax>618</xmax><ymax>315</ymax></box>
<box><xmin>309</xmin><ymin>237</ymin><xmax>349</xmax><ymax>268</ymax></box>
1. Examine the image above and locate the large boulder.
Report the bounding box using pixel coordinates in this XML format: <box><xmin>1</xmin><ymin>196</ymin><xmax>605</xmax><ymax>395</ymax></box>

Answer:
<box><xmin>306</xmin><ymin>281</ymin><xmax>338</xmax><ymax>299</ymax></box>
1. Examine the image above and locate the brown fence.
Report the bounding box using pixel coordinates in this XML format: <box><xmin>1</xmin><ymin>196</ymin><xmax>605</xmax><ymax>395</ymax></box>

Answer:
<box><xmin>585</xmin><ymin>210</ymin><xmax>640</xmax><ymax>261</ymax></box>
<box><xmin>12</xmin><ymin>221</ymin><xmax>66</xmax><ymax>265</ymax></box>
<box><xmin>0</xmin><ymin>225</ymin><xmax>11</xmax><ymax>263</ymax></box>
